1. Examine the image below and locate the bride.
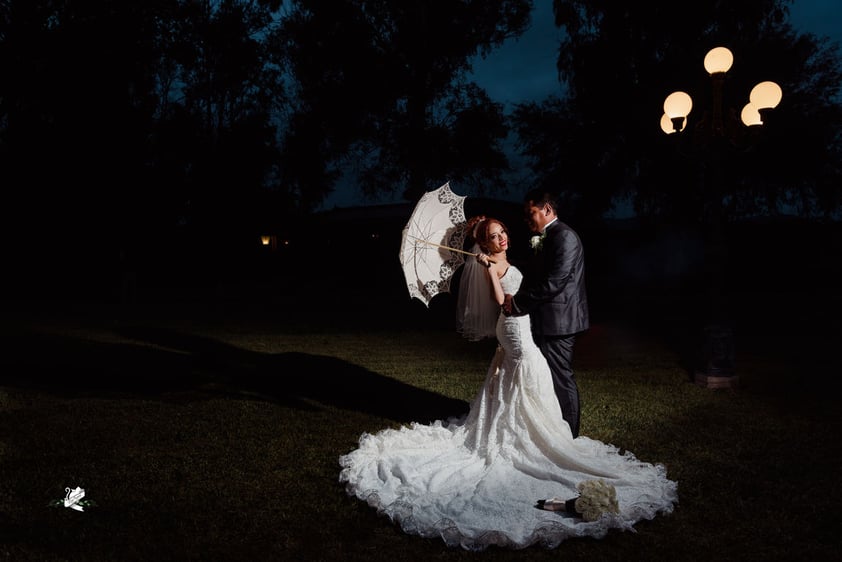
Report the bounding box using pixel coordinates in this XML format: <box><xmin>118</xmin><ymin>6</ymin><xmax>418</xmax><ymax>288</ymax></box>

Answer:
<box><xmin>339</xmin><ymin>215</ymin><xmax>678</xmax><ymax>550</ymax></box>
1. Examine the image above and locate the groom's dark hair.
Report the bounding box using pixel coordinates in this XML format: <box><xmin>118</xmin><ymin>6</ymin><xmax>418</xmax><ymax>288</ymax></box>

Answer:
<box><xmin>524</xmin><ymin>188</ymin><xmax>558</xmax><ymax>213</ymax></box>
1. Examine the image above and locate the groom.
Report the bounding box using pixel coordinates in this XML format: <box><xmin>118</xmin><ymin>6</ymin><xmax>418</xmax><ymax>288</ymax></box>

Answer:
<box><xmin>503</xmin><ymin>189</ymin><xmax>589</xmax><ymax>438</ymax></box>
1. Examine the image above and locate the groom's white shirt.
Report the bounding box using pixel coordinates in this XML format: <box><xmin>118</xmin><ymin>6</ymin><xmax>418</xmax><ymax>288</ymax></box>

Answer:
<box><xmin>543</xmin><ymin>218</ymin><xmax>558</xmax><ymax>232</ymax></box>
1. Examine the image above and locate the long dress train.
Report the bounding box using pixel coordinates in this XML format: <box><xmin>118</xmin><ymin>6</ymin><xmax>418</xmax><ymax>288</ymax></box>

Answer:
<box><xmin>339</xmin><ymin>266</ymin><xmax>678</xmax><ymax>550</ymax></box>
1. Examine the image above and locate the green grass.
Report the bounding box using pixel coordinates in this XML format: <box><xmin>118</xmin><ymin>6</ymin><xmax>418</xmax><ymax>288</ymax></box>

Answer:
<box><xmin>1</xmin><ymin>299</ymin><xmax>839</xmax><ymax>561</ymax></box>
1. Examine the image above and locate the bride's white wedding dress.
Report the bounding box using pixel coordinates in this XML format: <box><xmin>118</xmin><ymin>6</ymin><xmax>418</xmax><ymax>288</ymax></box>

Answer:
<box><xmin>339</xmin><ymin>266</ymin><xmax>678</xmax><ymax>550</ymax></box>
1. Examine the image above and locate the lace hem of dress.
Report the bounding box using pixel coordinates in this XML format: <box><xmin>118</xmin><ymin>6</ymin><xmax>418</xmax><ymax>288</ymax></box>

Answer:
<box><xmin>340</xmin><ymin>479</ymin><xmax>677</xmax><ymax>551</ymax></box>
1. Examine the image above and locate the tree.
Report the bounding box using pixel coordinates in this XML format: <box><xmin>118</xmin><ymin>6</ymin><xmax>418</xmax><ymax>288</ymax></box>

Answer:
<box><xmin>152</xmin><ymin>0</ymin><xmax>286</xmax><ymax>278</ymax></box>
<box><xmin>273</xmin><ymin>0</ymin><xmax>532</xmax><ymax>206</ymax></box>
<box><xmin>511</xmin><ymin>0</ymin><xmax>842</xmax><ymax>384</ymax></box>
<box><xmin>0</xmin><ymin>0</ymin><xmax>173</xmax><ymax>294</ymax></box>
<box><xmin>0</xmin><ymin>0</ymin><xmax>289</xmax><ymax>295</ymax></box>
<box><xmin>512</xmin><ymin>0</ymin><xmax>842</xmax><ymax>223</ymax></box>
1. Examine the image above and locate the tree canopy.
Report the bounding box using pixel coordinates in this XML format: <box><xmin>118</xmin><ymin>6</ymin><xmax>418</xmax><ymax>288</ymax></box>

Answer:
<box><xmin>1</xmin><ymin>0</ymin><xmax>840</xmax><ymax>296</ymax></box>
<box><xmin>512</xmin><ymin>0</ymin><xmax>842</xmax><ymax>223</ymax></box>
<box><xmin>273</xmin><ymin>0</ymin><xmax>532</xmax><ymax>204</ymax></box>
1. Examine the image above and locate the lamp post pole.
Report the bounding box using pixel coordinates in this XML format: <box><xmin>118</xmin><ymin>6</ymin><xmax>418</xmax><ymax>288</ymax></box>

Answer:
<box><xmin>660</xmin><ymin>46</ymin><xmax>782</xmax><ymax>389</ymax></box>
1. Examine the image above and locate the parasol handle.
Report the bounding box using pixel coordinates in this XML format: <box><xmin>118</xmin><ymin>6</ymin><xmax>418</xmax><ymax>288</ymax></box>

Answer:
<box><xmin>408</xmin><ymin>235</ymin><xmax>496</xmax><ymax>263</ymax></box>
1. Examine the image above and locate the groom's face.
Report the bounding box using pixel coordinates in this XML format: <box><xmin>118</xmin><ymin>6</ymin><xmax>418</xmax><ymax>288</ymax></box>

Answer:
<box><xmin>524</xmin><ymin>202</ymin><xmax>552</xmax><ymax>233</ymax></box>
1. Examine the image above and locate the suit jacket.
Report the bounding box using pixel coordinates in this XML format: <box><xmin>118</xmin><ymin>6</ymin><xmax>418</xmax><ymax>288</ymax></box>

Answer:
<box><xmin>511</xmin><ymin>220</ymin><xmax>589</xmax><ymax>336</ymax></box>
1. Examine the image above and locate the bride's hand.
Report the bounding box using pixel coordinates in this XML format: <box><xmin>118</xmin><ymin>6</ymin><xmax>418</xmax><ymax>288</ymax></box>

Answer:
<box><xmin>476</xmin><ymin>253</ymin><xmax>491</xmax><ymax>268</ymax></box>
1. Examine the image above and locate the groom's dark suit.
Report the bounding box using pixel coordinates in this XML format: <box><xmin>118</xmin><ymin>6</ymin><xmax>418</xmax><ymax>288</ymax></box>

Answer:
<box><xmin>510</xmin><ymin>219</ymin><xmax>589</xmax><ymax>437</ymax></box>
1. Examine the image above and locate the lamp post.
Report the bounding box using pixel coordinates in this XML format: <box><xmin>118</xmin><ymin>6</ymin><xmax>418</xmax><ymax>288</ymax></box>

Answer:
<box><xmin>660</xmin><ymin>46</ymin><xmax>781</xmax><ymax>389</ymax></box>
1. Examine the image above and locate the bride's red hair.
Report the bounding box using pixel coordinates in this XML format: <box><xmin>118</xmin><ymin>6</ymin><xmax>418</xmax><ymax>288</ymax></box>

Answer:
<box><xmin>466</xmin><ymin>215</ymin><xmax>508</xmax><ymax>253</ymax></box>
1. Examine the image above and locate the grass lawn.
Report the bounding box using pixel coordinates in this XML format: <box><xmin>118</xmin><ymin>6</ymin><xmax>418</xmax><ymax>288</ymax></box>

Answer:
<box><xmin>1</xmin><ymin>293</ymin><xmax>840</xmax><ymax>561</ymax></box>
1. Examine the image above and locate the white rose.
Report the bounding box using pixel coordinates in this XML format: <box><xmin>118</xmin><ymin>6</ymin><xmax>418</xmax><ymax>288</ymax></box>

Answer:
<box><xmin>574</xmin><ymin>479</ymin><xmax>620</xmax><ymax>522</ymax></box>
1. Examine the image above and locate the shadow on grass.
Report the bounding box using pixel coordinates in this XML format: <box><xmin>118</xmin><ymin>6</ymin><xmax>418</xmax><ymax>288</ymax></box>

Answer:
<box><xmin>1</xmin><ymin>326</ymin><xmax>469</xmax><ymax>425</ymax></box>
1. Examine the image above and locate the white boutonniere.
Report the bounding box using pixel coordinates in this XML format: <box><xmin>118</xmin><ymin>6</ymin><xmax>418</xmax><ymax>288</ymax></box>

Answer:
<box><xmin>529</xmin><ymin>230</ymin><xmax>547</xmax><ymax>253</ymax></box>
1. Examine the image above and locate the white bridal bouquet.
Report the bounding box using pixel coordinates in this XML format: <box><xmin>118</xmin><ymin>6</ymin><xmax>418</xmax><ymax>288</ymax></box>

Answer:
<box><xmin>536</xmin><ymin>479</ymin><xmax>620</xmax><ymax>522</ymax></box>
<box><xmin>572</xmin><ymin>479</ymin><xmax>620</xmax><ymax>521</ymax></box>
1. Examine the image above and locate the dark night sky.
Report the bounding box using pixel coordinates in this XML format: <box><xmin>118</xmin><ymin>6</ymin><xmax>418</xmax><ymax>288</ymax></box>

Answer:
<box><xmin>319</xmin><ymin>0</ymin><xmax>842</xmax><ymax>210</ymax></box>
